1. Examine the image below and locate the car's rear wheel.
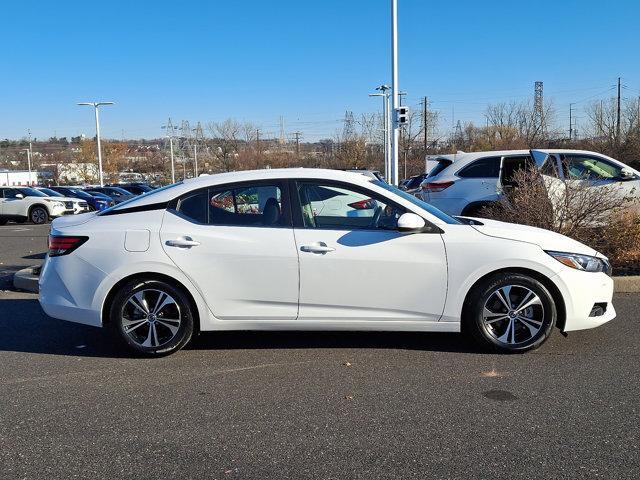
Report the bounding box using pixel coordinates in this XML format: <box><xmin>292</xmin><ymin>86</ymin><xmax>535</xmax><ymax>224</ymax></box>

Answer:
<box><xmin>0</xmin><ymin>218</ymin><xmax>7</xmax><ymax>225</ymax></box>
<box><xmin>463</xmin><ymin>272</ymin><xmax>556</xmax><ymax>353</ymax></box>
<box><xmin>110</xmin><ymin>279</ymin><xmax>194</xmax><ymax>357</ymax></box>
<box><xmin>29</xmin><ymin>206</ymin><xmax>48</xmax><ymax>224</ymax></box>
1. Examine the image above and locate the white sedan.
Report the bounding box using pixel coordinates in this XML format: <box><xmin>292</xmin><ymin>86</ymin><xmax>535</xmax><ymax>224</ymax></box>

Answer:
<box><xmin>39</xmin><ymin>168</ymin><xmax>615</xmax><ymax>356</ymax></box>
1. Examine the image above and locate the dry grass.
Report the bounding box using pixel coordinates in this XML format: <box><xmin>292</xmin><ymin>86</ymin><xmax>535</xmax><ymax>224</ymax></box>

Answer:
<box><xmin>481</xmin><ymin>168</ymin><xmax>640</xmax><ymax>268</ymax></box>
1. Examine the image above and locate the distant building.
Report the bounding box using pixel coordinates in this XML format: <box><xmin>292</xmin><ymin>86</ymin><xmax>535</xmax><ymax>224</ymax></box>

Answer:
<box><xmin>0</xmin><ymin>170</ymin><xmax>39</xmax><ymax>186</ymax></box>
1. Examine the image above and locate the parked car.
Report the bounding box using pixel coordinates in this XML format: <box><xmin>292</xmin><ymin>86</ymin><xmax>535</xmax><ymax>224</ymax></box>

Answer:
<box><xmin>419</xmin><ymin>149</ymin><xmax>640</xmax><ymax>217</ymax></box>
<box><xmin>107</xmin><ymin>183</ymin><xmax>154</xmax><ymax>196</ymax></box>
<box><xmin>84</xmin><ymin>186</ymin><xmax>135</xmax><ymax>204</ymax></box>
<box><xmin>40</xmin><ymin>168</ymin><xmax>614</xmax><ymax>357</ymax></box>
<box><xmin>419</xmin><ymin>150</ymin><xmax>536</xmax><ymax>216</ymax></box>
<box><xmin>35</xmin><ymin>188</ymin><xmax>91</xmax><ymax>215</ymax></box>
<box><xmin>47</xmin><ymin>186</ymin><xmax>115</xmax><ymax>211</ymax></box>
<box><xmin>531</xmin><ymin>149</ymin><xmax>640</xmax><ymax>209</ymax></box>
<box><xmin>0</xmin><ymin>186</ymin><xmax>73</xmax><ymax>224</ymax></box>
<box><xmin>400</xmin><ymin>173</ymin><xmax>428</xmax><ymax>194</ymax></box>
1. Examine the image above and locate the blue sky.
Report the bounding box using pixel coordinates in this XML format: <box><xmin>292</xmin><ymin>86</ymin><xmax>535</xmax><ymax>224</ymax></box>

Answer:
<box><xmin>2</xmin><ymin>0</ymin><xmax>639</xmax><ymax>141</ymax></box>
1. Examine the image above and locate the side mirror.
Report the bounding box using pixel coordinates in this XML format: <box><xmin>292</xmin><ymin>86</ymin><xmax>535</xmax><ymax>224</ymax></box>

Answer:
<box><xmin>15</xmin><ymin>193</ymin><xmax>24</xmax><ymax>199</ymax></box>
<box><xmin>620</xmin><ymin>168</ymin><xmax>635</xmax><ymax>180</ymax></box>
<box><xmin>397</xmin><ymin>212</ymin><xmax>426</xmax><ymax>233</ymax></box>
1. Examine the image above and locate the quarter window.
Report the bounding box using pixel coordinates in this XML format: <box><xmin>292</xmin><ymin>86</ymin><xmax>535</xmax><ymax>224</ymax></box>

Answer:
<box><xmin>297</xmin><ymin>182</ymin><xmax>405</xmax><ymax>230</ymax></box>
<box><xmin>458</xmin><ymin>157</ymin><xmax>501</xmax><ymax>178</ymax></box>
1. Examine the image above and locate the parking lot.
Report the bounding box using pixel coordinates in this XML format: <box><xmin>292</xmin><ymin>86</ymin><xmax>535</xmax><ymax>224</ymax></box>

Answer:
<box><xmin>0</xmin><ymin>223</ymin><xmax>638</xmax><ymax>479</ymax></box>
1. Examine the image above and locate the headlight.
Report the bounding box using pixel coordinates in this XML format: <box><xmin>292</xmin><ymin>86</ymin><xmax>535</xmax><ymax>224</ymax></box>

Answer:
<box><xmin>546</xmin><ymin>251</ymin><xmax>611</xmax><ymax>275</ymax></box>
<box><xmin>43</xmin><ymin>199</ymin><xmax>65</xmax><ymax>208</ymax></box>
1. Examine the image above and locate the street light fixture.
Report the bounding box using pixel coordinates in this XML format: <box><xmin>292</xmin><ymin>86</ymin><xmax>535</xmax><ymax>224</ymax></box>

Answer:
<box><xmin>77</xmin><ymin>101</ymin><xmax>115</xmax><ymax>187</ymax></box>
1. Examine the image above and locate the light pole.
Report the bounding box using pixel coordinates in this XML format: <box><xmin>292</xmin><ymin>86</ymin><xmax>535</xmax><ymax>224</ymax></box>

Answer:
<box><xmin>370</xmin><ymin>87</ymin><xmax>391</xmax><ymax>182</ymax></box>
<box><xmin>390</xmin><ymin>0</ymin><xmax>400</xmax><ymax>186</ymax></box>
<box><xmin>77</xmin><ymin>101</ymin><xmax>114</xmax><ymax>186</ymax></box>
<box><xmin>192</xmin><ymin>128</ymin><xmax>199</xmax><ymax>177</ymax></box>
<box><xmin>22</xmin><ymin>149</ymin><xmax>32</xmax><ymax>185</ymax></box>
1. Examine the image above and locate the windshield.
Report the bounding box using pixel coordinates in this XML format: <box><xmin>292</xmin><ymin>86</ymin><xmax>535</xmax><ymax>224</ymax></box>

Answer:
<box><xmin>66</xmin><ymin>189</ymin><xmax>93</xmax><ymax>200</ymax></box>
<box><xmin>372</xmin><ymin>180</ymin><xmax>461</xmax><ymax>224</ymax></box>
<box><xmin>97</xmin><ymin>182</ymin><xmax>183</xmax><ymax>215</ymax></box>
<box><xmin>38</xmin><ymin>188</ymin><xmax>63</xmax><ymax>197</ymax></box>
<box><xmin>18</xmin><ymin>187</ymin><xmax>47</xmax><ymax>197</ymax></box>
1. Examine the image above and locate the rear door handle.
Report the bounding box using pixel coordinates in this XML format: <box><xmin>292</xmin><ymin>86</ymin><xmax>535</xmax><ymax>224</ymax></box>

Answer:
<box><xmin>300</xmin><ymin>242</ymin><xmax>335</xmax><ymax>254</ymax></box>
<box><xmin>166</xmin><ymin>236</ymin><xmax>200</xmax><ymax>248</ymax></box>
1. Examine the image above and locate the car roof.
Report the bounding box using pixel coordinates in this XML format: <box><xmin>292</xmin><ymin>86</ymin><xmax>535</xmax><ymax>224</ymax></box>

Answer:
<box><xmin>107</xmin><ymin>168</ymin><xmax>378</xmax><ymax>211</ymax></box>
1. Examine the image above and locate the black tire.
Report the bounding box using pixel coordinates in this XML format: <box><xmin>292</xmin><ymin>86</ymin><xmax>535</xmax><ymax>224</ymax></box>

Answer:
<box><xmin>463</xmin><ymin>272</ymin><xmax>556</xmax><ymax>353</ymax></box>
<box><xmin>109</xmin><ymin>279</ymin><xmax>194</xmax><ymax>357</ymax></box>
<box><xmin>29</xmin><ymin>206</ymin><xmax>48</xmax><ymax>224</ymax></box>
<box><xmin>0</xmin><ymin>218</ymin><xmax>7</xmax><ymax>226</ymax></box>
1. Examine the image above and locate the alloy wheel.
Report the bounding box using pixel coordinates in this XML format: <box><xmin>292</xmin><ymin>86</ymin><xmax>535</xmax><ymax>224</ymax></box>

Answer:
<box><xmin>482</xmin><ymin>285</ymin><xmax>545</xmax><ymax>346</ymax></box>
<box><xmin>121</xmin><ymin>289</ymin><xmax>182</xmax><ymax>348</ymax></box>
<box><xmin>31</xmin><ymin>208</ymin><xmax>47</xmax><ymax>224</ymax></box>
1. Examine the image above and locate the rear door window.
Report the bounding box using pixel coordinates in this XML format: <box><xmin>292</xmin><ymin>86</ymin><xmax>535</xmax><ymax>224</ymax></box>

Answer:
<box><xmin>457</xmin><ymin>157</ymin><xmax>501</xmax><ymax>178</ymax></box>
<box><xmin>175</xmin><ymin>182</ymin><xmax>290</xmax><ymax>228</ymax></box>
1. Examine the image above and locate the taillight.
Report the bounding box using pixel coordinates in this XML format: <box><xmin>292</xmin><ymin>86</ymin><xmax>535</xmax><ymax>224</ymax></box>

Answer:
<box><xmin>422</xmin><ymin>181</ymin><xmax>454</xmax><ymax>193</ymax></box>
<box><xmin>348</xmin><ymin>198</ymin><xmax>376</xmax><ymax>210</ymax></box>
<box><xmin>48</xmin><ymin>235</ymin><xmax>88</xmax><ymax>257</ymax></box>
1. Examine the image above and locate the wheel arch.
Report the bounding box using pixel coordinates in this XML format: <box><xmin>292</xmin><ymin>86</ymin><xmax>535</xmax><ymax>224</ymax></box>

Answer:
<box><xmin>461</xmin><ymin>267</ymin><xmax>566</xmax><ymax>331</ymax></box>
<box><xmin>101</xmin><ymin>272</ymin><xmax>201</xmax><ymax>334</ymax></box>
<box><xmin>28</xmin><ymin>203</ymin><xmax>49</xmax><ymax>217</ymax></box>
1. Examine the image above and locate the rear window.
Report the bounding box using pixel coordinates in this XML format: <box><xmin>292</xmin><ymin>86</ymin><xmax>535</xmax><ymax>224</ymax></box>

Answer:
<box><xmin>457</xmin><ymin>157</ymin><xmax>501</xmax><ymax>178</ymax></box>
<box><xmin>427</xmin><ymin>160</ymin><xmax>453</xmax><ymax>178</ymax></box>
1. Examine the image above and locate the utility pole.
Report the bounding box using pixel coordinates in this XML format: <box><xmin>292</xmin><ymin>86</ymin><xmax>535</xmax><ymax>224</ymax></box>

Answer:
<box><xmin>27</xmin><ymin>129</ymin><xmax>33</xmax><ymax>163</ymax></box>
<box><xmin>422</xmin><ymin>97</ymin><xmax>428</xmax><ymax>151</ymax></box>
<box><xmin>161</xmin><ymin>118</ymin><xmax>177</xmax><ymax>183</ymax></box>
<box><xmin>569</xmin><ymin>103</ymin><xmax>573</xmax><ymax>141</ymax></box>
<box><xmin>293</xmin><ymin>131</ymin><xmax>302</xmax><ymax>155</ymax></box>
<box><xmin>193</xmin><ymin>143</ymin><xmax>198</xmax><ymax>177</ymax></box>
<box><xmin>616</xmin><ymin>77</ymin><xmax>621</xmax><ymax>143</ymax></box>
<box><xmin>256</xmin><ymin>129</ymin><xmax>261</xmax><ymax>151</ymax></box>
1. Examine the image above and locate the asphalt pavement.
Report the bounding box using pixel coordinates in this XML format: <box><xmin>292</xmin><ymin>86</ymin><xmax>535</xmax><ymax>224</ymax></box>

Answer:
<box><xmin>0</xmin><ymin>222</ymin><xmax>638</xmax><ymax>479</ymax></box>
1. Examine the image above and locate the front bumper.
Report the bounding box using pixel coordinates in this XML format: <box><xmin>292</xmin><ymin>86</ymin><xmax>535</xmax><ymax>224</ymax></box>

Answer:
<box><xmin>555</xmin><ymin>267</ymin><xmax>616</xmax><ymax>332</ymax></box>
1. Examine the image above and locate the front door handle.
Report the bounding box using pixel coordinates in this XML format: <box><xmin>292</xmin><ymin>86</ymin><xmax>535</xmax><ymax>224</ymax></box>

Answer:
<box><xmin>166</xmin><ymin>236</ymin><xmax>200</xmax><ymax>248</ymax></box>
<box><xmin>300</xmin><ymin>242</ymin><xmax>335</xmax><ymax>254</ymax></box>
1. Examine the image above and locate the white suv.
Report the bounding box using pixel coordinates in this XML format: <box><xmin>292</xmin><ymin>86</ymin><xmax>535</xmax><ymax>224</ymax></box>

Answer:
<box><xmin>0</xmin><ymin>187</ymin><xmax>74</xmax><ymax>225</ymax></box>
<box><xmin>419</xmin><ymin>149</ymin><xmax>640</xmax><ymax>216</ymax></box>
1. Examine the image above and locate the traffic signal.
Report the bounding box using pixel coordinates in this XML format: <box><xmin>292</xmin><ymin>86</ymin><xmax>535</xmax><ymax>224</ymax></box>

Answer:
<box><xmin>396</xmin><ymin>106</ymin><xmax>409</xmax><ymax>126</ymax></box>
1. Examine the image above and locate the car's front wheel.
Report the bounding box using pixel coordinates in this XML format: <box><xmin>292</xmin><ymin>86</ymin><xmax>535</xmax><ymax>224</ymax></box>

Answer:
<box><xmin>463</xmin><ymin>272</ymin><xmax>556</xmax><ymax>353</ymax></box>
<box><xmin>109</xmin><ymin>279</ymin><xmax>194</xmax><ymax>357</ymax></box>
<box><xmin>29</xmin><ymin>206</ymin><xmax>48</xmax><ymax>224</ymax></box>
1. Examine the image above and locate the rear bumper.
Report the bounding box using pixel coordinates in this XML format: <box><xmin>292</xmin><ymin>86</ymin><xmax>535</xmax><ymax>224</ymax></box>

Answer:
<box><xmin>38</xmin><ymin>255</ymin><xmax>104</xmax><ymax>327</ymax></box>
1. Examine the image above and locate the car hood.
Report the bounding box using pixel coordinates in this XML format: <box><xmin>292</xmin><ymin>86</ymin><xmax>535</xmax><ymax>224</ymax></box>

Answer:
<box><xmin>52</xmin><ymin>196</ymin><xmax>82</xmax><ymax>203</ymax></box>
<box><xmin>465</xmin><ymin>217</ymin><xmax>600</xmax><ymax>257</ymax></box>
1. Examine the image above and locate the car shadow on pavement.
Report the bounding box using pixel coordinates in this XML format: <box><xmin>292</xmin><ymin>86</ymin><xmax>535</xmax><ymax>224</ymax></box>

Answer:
<box><xmin>0</xmin><ymin>297</ymin><xmax>482</xmax><ymax>358</ymax></box>
<box><xmin>0</xmin><ymin>297</ymin><xmax>131</xmax><ymax>358</ymax></box>
<box><xmin>187</xmin><ymin>330</ymin><xmax>482</xmax><ymax>354</ymax></box>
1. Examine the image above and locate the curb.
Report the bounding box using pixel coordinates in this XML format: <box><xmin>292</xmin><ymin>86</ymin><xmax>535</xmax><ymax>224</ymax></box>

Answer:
<box><xmin>613</xmin><ymin>276</ymin><xmax>640</xmax><ymax>294</ymax></box>
<box><xmin>13</xmin><ymin>266</ymin><xmax>40</xmax><ymax>293</ymax></box>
